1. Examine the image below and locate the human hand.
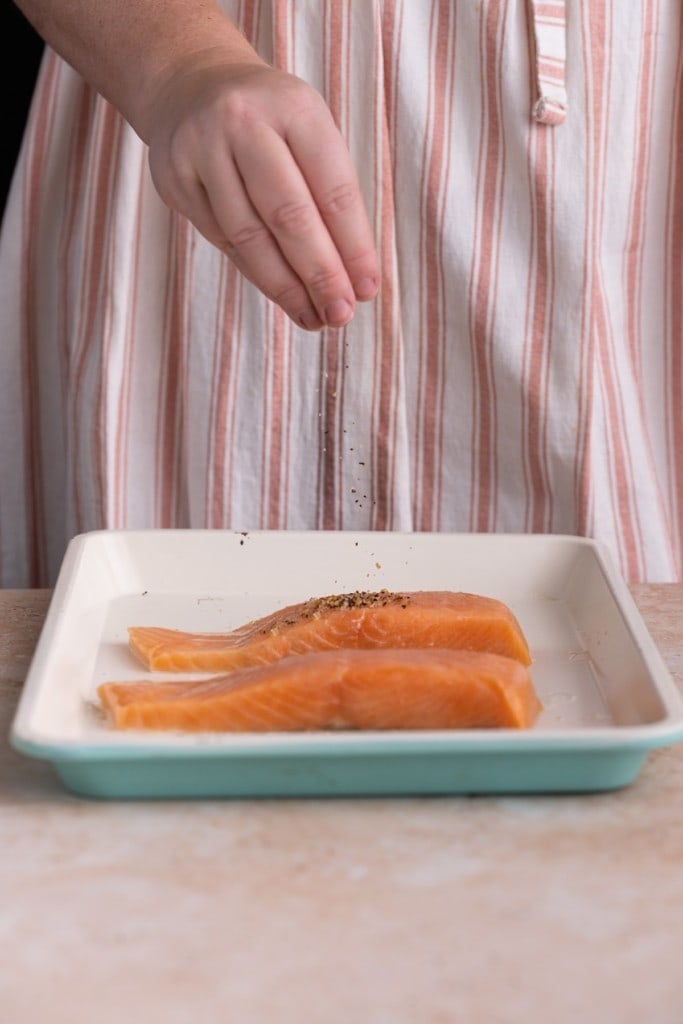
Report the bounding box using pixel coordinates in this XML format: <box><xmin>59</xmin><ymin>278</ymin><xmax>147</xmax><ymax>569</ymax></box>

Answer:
<box><xmin>145</xmin><ymin>58</ymin><xmax>379</xmax><ymax>330</ymax></box>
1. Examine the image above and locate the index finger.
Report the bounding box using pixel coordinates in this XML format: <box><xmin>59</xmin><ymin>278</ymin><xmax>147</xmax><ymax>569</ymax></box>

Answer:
<box><xmin>286</xmin><ymin>107</ymin><xmax>380</xmax><ymax>303</ymax></box>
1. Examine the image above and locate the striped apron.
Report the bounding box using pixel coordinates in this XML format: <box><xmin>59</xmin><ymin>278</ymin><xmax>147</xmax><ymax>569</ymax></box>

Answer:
<box><xmin>0</xmin><ymin>0</ymin><xmax>681</xmax><ymax>586</ymax></box>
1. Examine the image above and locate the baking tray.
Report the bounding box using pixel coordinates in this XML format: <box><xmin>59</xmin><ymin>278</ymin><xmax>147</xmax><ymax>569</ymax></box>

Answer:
<box><xmin>9</xmin><ymin>529</ymin><xmax>683</xmax><ymax>799</ymax></box>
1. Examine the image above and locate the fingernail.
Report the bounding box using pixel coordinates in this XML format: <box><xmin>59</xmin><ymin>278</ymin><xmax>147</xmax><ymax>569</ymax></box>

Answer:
<box><xmin>323</xmin><ymin>299</ymin><xmax>354</xmax><ymax>326</ymax></box>
<box><xmin>298</xmin><ymin>309</ymin><xmax>323</xmax><ymax>331</ymax></box>
<box><xmin>354</xmin><ymin>277</ymin><xmax>378</xmax><ymax>301</ymax></box>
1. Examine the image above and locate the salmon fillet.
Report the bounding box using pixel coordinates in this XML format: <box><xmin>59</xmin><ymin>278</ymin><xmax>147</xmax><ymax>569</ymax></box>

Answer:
<box><xmin>127</xmin><ymin>590</ymin><xmax>532</xmax><ymax>672</ymax></box>
<box><xmin>98</xmin><ymin>648</ymin><xmax>542</xmax><ymax>732</ymax></box>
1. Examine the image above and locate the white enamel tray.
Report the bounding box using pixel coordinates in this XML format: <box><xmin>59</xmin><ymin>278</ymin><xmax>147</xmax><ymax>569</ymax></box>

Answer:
<box><xmin>10</xmin><ymin>529</ymin><xmax>683</xmax><ymax>799</ymax></box>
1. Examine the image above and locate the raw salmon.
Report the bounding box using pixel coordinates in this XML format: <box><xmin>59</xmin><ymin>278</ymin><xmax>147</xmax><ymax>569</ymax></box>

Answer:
<box><xmin>127</xmin><ymin>590</ymin><xmax>532</xmax><ymax>672</ymax></box>
<box><xmin>98</xmin><ymin>648</ymin><xmax>542</xmax><ymax>732</ymax></box>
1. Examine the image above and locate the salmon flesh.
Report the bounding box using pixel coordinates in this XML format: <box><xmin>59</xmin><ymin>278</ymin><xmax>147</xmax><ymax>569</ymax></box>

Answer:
<box><xmin>127</xmin><ymin>590</ymin><xmax>532</xmax><ymax>672</ymax></box>
<box><xmin>98</xmin><ymin>647</ymin><xmax>542</xmax><ymax>732</ymax></box>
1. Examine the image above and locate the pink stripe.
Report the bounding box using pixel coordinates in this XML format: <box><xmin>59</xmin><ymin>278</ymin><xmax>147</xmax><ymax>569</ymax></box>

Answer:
<box><xmin>260</xmin><ymin>305</ymin><xmax>290</xmax><ymax>528</ymax></box>
<box><xmin>581</xmin><ymin>1</ymin><xmax>643</xmax><ymax>578</ymax></box>
<box><xmin>468</xmin><ymin>0</ymin><xmax>508</xmax><ymax>532</ymax></box>
<box><xmin>20</xmin><ymin>56</ymin><xmax>60</xmax><ymax>584</ymax></box>
<box><xmin>272</xmin><ymin>0</ymin><xmax>289</xmax><ymax>67</ymax></box>
<box><xmin>154</xmin><ymin>219</ymin><xmax>189</xmax><ymax>526</ymax></box>
<box><xmin>259</xmin><ymin>0</ymin><xmax>294</xmax><ymax>529</ymax></box>
<box><xmin>522</xmin><ymin>126</ymin><xmax>556</xmax><ymax>533</ymax></box>
<box><xmin>535</xmin><ymin>16</ymin><xmax>565</xmax><ymax>28</ymax></box>
<box><xmin>595</xmin><ymin>291</ymin><xmax>643</xmax><ymax>578</ymax></box>
<box><xmin>665</xmin><ymin>13</ymin><xmax>683</xmax><ymax>570</ymax></box>
<box><xmin>206</xmin><ymin>265</ymin><xmax>242</xmax><ymax>526</ymax></box>
<box><xmin>318</xmin><ymin>1</ymin><xmax>349</xmax><ymax>529</ymax></box>
<box><xmin>337</xmin><ymin>3</ymin><xmax>353</xmax><ymax>527</ymax></box>
<box><xmin>574</xmin><ymin>4</ymin><xmax>600</xmax><ymax>541</ymax></box>
<box><xmin>415</xmin><ymin>0</ymin><xmax>455</xmax><ymax>530</ymax></box>
<box><xmin>56</xmin><ymin>70</ymin><xmax>90</xmax><ymax>520</ymax></box>
<box><xmin>370</xmin><ymin>0</ymin><xmax>402</xmax><ymax>530</ymax></box>
<box><xmin>618</xmin><ymin>0</ymin><xmax>674</xmax><ymax>573</ymax></box>
<box><xmin>319</xmin><ymin>332</ymin><xmax>342</xmax><ymax>528</ymax></box>
<box><xmin>238</xmin><ymin>0</ymin><xmax>260</xmax><ymax>42</ymax></box>
<box><xmin>70</xmin><ymin>106</ymin><xmax>122</xmax><ymax>533</ymax></box>
<box><xmin>371</xmin><ymin>135</ymin><xmax>399</xmax><ymax>530</ymax></box>
<box><xmin>538</xmin><ymin>62</ymin><xmax>566</xmax><ymax>81</ymax></box>
<box><xmin>533</xmin><ymin>2</ymin><xmax>565</xmax><ymax>13</ymax></box>
<box><xmin>112</xmin><ymin>159</ymin><xmax>146</xmax><ymax>525</ymax></box>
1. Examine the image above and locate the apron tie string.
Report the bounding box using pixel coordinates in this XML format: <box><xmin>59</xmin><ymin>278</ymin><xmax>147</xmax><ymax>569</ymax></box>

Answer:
<box><xmin>528</xmin><ymin>0</ymin><xmax>568</xmax><ymax>125</ymax></box>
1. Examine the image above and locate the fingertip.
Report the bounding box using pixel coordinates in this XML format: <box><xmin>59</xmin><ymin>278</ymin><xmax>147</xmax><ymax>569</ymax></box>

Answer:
<box><xmin>297</xmin><ymin>308</ymin><xmax>325</xmax><ymax>331</ymax></box>
<box><xmin>353</xmin><ymin>276</ymin><xmax>379</xmax><ymax>302</ymax></box>
<box><xmin>323</xmin><ymin>298</ymin><xmax>355</xmax><ymax>327</ymax></box>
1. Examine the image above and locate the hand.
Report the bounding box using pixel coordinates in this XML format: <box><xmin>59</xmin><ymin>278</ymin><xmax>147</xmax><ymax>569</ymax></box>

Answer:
<box><xmin>146</xmin><ymin>58</ymin><xmax>380</xmax><ymax>330</ymax></box>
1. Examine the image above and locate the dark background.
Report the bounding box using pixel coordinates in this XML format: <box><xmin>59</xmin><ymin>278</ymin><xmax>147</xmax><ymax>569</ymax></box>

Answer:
<box><xmin>3</xmin><ymin>6</ymin><xmax>44</xmax><ymax>219</ymax></box>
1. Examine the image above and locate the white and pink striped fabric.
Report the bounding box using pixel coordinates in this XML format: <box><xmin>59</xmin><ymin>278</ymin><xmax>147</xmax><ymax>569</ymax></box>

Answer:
<box><xmin>1</xmin><ymin>0</ymin><xmax>682</xmax><ymax>587</ymax></box>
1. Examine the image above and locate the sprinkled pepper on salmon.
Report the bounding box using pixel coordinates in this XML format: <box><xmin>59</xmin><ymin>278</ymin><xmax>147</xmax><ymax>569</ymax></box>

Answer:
<box><xmin>127</xmin><ymin>590</ymin><xmax>532</xmax><ymax>672</ymax></box>
<box><xmin>98</xmin><ymin>647</ymin><xmax>542</xmax><ymax>732</ymax></box>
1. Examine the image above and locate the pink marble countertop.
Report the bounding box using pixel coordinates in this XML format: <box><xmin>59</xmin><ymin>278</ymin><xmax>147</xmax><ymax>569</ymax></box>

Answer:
<box><xmin>1</xmin><ymin>585</ymin><xmax>682</xmax><ymax>1023</ymax></box>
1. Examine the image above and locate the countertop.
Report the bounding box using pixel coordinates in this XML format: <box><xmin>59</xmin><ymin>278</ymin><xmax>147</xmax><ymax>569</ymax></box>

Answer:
<box><xmin>1</xmin><ymin>585</ymin><xmax>683</xmax><ymax>1024</ymax></box>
